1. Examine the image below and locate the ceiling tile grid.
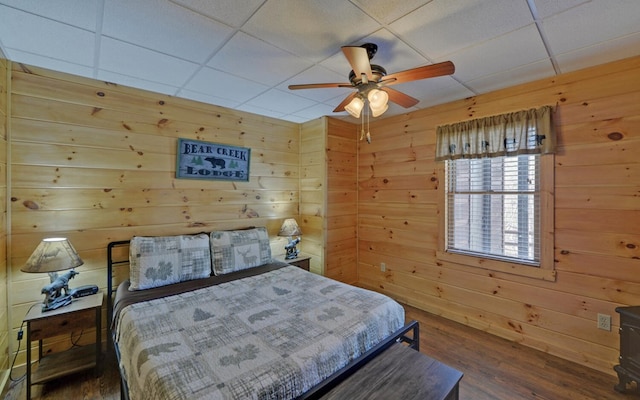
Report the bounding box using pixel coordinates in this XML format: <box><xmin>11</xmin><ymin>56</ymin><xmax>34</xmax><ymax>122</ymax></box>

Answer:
<box><xmin>0</xmin><ymin>0</ymin><xmax>639</xmax><ymax>123</ymax></box>
<box><xmin>102</xmin><ymin>0</ymin><xmax>235</xmax><ymax>64</ymax></box>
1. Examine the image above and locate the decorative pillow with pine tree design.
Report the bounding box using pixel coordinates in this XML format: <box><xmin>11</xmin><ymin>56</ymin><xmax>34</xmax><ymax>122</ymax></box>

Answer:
<box><xmin>129</xmin><ymin>233</ymin><xmax>211</xmax><ymax>290</ymax></box>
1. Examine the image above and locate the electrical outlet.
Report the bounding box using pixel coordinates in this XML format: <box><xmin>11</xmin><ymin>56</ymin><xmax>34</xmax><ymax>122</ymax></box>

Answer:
<box><xmin>380</xmin><ymin>262</ymin><xmax>386</xmax><ymax>272</ymax></box>
<box><xmin>597</xmin><ymin>313</ymin><xmax>611</xmax><ymax>331</ymax></box>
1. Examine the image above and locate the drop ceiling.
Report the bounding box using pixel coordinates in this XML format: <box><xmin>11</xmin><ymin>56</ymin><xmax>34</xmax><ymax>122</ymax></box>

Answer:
<box><xmin>0</xmin><ymin>0</ymin><xmax>639</xmax><ymax>123</ymax></box>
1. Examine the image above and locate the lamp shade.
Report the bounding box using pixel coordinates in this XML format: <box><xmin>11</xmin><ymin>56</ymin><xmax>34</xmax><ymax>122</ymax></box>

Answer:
<box><xmin>367</xmin><ymin>89</ymin><xmax>388</xmax><ymax>108</ymax></box>
<box><xmin>21</xmin><ymin>237</ymin><xmax>84</xmax><ymax>274</ymax></box>
<box><xmin>371</xmin><ymin>103</ymin><xmax>388</xmax><ymax>117</ymax></box>
<box><xmin>278</xmin><ymin>218</ymin><xmax>302</xmax><ymax>237</ymax></box>
<box><xmin>344</xmin><ymin>96</ymin><xmax>364</xmax><ymax>118</ymax></box>
<box><xmin>368</xmin><ymin>89</ymin><xmax>389</xmax><ymax>117</ymax></box>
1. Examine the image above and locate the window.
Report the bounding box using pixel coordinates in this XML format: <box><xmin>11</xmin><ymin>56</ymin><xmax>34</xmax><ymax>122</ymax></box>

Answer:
<box><xmin>435</xmin><ymin>106</ymin><xmax>555</xmax><ymax>281</ymax></box>
<box><xmin>445</xmin><ymin>154</ymin><xmax>540</xmax><ymax>266</ymax></box>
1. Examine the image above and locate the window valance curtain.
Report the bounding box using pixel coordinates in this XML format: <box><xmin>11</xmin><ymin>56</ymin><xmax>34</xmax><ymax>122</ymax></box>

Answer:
<box><xmin>435</xmin><ymin>105</ymin><xmax>555</xmax><ymax>161</ymax></box>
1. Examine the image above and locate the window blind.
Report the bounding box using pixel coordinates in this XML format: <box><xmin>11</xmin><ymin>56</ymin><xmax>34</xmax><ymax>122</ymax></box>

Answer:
<box><xmin>445</xmin><ymin>154</ymin><xmax>541</xmax><ymax>266</ymax></box>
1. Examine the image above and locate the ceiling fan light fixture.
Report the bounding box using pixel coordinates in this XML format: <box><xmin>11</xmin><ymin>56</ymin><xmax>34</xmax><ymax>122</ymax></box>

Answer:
<box><xmin>367</xmin><ymin>89</ymin><xmax>388</xmax><ymax>109</ymax></box>
<box><xmin>288</xmin><ymin>43</ymin><xmax>454</xmax><ymax>120</ymax></box>
<box><xmin>370</xmin><ymin>102</ymin><xmax>388</xmax><ymax>117</ymax></box>
<box><xmin>345</xmin><ymin>96</ymin><xmax>364</xmax><ymax>118</ymax></box>
<box><xmin>368</xmin><ymin>88</ymin><xmax>389</xmax><ymax>117</ymax></box>
<box><xmin>367</xmin><ymin>89</ymin><xmax>388</xmax><ymax>117</ymax></box>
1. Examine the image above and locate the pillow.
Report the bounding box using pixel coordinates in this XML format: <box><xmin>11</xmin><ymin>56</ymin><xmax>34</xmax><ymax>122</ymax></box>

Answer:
<box><xmin>129</xmin><ymin>233</ymin><xmax>211</xmax><ymax>290</ymax></box>
<box><xmin>210</xmin><ymin>227</ymin><xmax>272</xmax><ymax>275</ymax></box>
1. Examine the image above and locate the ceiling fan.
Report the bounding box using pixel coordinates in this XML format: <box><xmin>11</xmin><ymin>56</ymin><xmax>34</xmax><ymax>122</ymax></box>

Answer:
<box><xmin>288</xmin><ymin>43</ymin><xmax>455</xmax><ymax>119</ymax></box>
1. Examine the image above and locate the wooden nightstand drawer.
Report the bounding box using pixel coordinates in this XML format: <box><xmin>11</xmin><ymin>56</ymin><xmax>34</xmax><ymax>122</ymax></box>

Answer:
<box><xmin>289</xmin><ymin>256</ymin><xmax>310</xmax><ymax>271</ymax></box>
<box><xmin>276</xmin><ymin>254</ymin><xmax>311</xmax><ymax>271</ymax></box>
<box><xmin>29</xmin><ymin>307</ymin><xmax>96</xmax><ymax>341</ymax></box>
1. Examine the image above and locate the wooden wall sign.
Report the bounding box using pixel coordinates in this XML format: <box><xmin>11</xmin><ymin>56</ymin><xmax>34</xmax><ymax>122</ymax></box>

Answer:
<box><xmin>176</xmin><ymin>138</ymin><xmax>251</xmax><ymax>181</ymax></box>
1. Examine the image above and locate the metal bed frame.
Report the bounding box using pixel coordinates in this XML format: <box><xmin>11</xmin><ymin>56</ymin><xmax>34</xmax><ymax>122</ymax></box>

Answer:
<box><xmin>107</xmin><ymin>239</ymin><xmax>420</xmax><ymax>400</ymax></box>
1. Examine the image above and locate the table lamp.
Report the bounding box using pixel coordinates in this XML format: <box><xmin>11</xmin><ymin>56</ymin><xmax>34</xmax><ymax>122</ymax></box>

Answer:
<box><xmin>278</xmin><ymin>218</ymin><xmax>302</xmax><ymax>260</ymax></box>
<box><xmin>21</xmin><ymin>238</ymin><xmax>84</xmax><ymax>312</ymax></box>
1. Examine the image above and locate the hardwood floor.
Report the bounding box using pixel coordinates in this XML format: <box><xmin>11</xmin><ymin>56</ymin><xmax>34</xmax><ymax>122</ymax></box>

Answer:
<box><xmin>404</xmin><ymin>305</ymin><xmax>638</xmax><ymax>400</ymax></box>
<box><xmin>3</xmin><ymin>304</ymin><xmax>638</xmax><ymax>399</ymax></box>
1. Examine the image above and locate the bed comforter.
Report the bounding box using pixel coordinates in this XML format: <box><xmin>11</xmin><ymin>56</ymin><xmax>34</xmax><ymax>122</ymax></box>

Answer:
<box><xmin>114</xmin><ymin>265</ymin><xmax>405</xmax><ymax>399</ymax></box>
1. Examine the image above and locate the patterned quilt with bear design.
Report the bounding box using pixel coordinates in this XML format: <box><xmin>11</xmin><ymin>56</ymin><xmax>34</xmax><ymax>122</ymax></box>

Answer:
<box><xmin>114</xmin><ymin>265</ymin><xmax>405</xmax><ymax>399</ymax></box>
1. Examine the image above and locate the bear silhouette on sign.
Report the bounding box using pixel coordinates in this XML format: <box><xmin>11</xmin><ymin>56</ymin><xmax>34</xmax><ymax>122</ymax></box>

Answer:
<box><xmin>204</xmin><ymin>157</ymin><xmax>226</xmax><ymax>169</ymax></box>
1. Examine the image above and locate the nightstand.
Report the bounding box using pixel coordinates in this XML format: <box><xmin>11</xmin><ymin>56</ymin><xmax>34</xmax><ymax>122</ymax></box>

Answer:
<box><xmin>23</xmin><ymin>292</ymin><xmax>103</xmax><ymax>399</ymax></box>
<box><xmin>615</xmin><ymin>306</ymin><xmax>640</xmax><ymax>393</ymax></box>
<box><xmin>277</xmin><ymin>254</ymin><xmax>311</xmax><ymax>271</ymax></box>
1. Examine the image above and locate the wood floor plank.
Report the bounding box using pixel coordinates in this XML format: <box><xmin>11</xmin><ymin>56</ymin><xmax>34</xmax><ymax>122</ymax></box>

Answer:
<box><xmin>2</xmin><ymin>303</ymin><xmax>638</xmax><ymax>399</ymax></box>
<box><xmin>404</xmin><ymin>305</ymin><xmax>639</xmax><ymax>400</ymax></box>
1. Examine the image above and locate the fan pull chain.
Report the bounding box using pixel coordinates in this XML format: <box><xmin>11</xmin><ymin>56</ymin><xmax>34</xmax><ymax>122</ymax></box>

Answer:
<box><xmin>359</xmin><ymin>106</ymin><xmax>365</xmax><ymax>141</ymax></box>
<box><xmin>366</xmin><ymin>103</ymin><xmax>371</xmax><ymax>144</ymax></box>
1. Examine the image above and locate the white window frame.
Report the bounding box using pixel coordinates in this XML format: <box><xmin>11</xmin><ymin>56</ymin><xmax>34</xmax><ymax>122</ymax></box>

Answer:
<box><xmin>437</xmin><ymin>154</ymin><xmax>555</xmax><ymax>281</ymax></box>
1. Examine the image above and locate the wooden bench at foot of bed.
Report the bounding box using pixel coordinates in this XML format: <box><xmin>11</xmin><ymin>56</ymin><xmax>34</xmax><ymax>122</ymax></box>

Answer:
<box><xmin>320</xmin><ymin>343</ymin><xmax>463</xmax><ymax>400</ymax></box>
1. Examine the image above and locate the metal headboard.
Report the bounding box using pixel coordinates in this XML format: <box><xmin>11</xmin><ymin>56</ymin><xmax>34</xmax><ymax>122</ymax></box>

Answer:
<box><xmin>107</xmin><ymin>240</ymin><xmax>131</xmax><ymax>330</ymax></box>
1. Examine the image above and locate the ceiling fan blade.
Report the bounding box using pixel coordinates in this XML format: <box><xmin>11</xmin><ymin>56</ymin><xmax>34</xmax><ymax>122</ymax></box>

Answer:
<box><xmin>382</xmin><ymin>61</ymin><xmax>455</xmax><ymax>86</ymax></box>
<box><xmin>333</xmin><ymin>92</ymin><xmax>357</xmax><ymax>112</ymax></box>
<box><xmin>342</xmin><ymin>46</ymin><xmax>373</xmax><ymax>80</ymax></box>
<box><xmin>288</xmin><ymin>82</ymin><xmax>352</xmax><ymax>90</ymax></box>
<box><xmin>381</xmin><ymin>87</ymin><xmax>419</xmax><ymax>108</ymax></box>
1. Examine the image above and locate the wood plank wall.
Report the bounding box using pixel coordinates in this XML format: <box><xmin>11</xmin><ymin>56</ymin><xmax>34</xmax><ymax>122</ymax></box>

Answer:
<box><xmin>325</xmin><ymin>118</ymin><xmax>357</xmax><ymax>283</ymax></box>
<box><xmin>2</xmin><ymin>54</ymin><xmax>637</xmax><ymax>378</ymax></box>
<box><xmin>300</xmin><ymin>118</ymin><xmax>325</xmax><ymax>274</ymax></box>
<box><xmin>0</xmin><ymin>54</ymin><xmax>9</xmax><ymax>374</ymax></box>
<box><xmin>356</xmin><ymin>55</ymin><xmax>640</xmax><ymax>375</ymax></box>
<box><xmin>299</xmin><ymin>117</ymin><xmax>358</xmax><ymax>283</ymax></box>
<box><xmin>7</xmin><ymin>63</ymin><xmax>301</xmax><ymax>365</ymax></box>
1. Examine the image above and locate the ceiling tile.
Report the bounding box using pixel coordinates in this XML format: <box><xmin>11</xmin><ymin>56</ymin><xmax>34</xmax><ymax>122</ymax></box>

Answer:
<box><xmin>179</xmin><ymin>89</ymin><xmax>242</xmax><ymax>109</ymax></box>
<box><xmin>555</xmin><ymin>32</ymin><xmax>640</xmax><ymax>74</ymax></box>
<box><xmin>542</xmin><ymin>1</ymin><xmax>640</xmax><ymax>56</ymax></box>
<box><xmin>464</xmin><ymin>59</ymin><xmax>556</xmax><ymax>94</ymax></box>
<box><xmin>169</xmin><ymin>0</ymin><xmax>265</xmax><ymax>28</ymax></box>
<box><xmin>0</xmin><ymin>0</ymin><xmax>99</xmax><ymax>30</ymax></box>
<box><xmin>5</xmin><ymin>49</ymin><xmax>94</xmax><ymax>78</ymax></box>
<box><xmin>390</xmin><ymin>0</ymin><xmax>534</xmax><ymax>58</ymax></box>
<box><xmin>289</xmin><ymin>102</ymin><xmax>338</xmax><ymax>120</ymax></box>
<box><xmin>242</xmin><ymin>0</ymin><xmax>380</xmax><ymax>62</ymax></box>
<box><xmin>97</xmin><ymin>69</ymin><xmax>180</xmax><ymax>96</ymax></box>
<box><xmin>352</xmin><ymin>0</ymin><xmax>433</xmax><ymax>24</ymax></box>
<box><xmin>246</xmin><ymin>89</ymin><xmax>317</xmax><ymax>114</ymax></box>
<box><xmin>236</xmin><ymin>103</ymin><xmax>287</xmax><ymax>120</ymax></box>
<box><xmin>99</xmin><ymin>37</ymin><xmax>199</xmax><ymax>87</ymax></box>
<box><xmin>532</xmin><ymin>0</ymin><xmax>590</xmax><ymax>19</ymax></box>
<box><xmin>448</xmin><ymin>24</ymin><xmax>549</xmax><ymax>82</ymax></box>
<box><xmin>103</xmin><ymin>0</ymin><xmax>233</xmax><ymax>63</ymax></box>
<box><xmin>183</xmin><ymin>66</ymin><xmax>270</xmax><ymax>102</ymax></box>
<box><xmin>0</xmin><ymin>6</ymin><xmax>95</xmax><ymax>65</ymax></box>
<box><xmin>207</xmin><ymin>31</ymin><xmax>312</xmax><ymax>86</ymax></box>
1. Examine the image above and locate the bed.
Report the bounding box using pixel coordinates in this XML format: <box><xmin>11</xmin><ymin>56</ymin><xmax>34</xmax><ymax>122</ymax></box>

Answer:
<box><xmin>107</xmin><ymin>228</ymin><xmax>419</xmax><ymax>400</ymax></box>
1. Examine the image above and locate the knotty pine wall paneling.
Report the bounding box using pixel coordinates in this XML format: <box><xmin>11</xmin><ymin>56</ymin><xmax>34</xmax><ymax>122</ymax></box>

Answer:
<box><xmin>0</xmin><ymin>54</ymin><xmax>9</xmax><ymax>376</ymax></box>
<box><xmin>325</xmin><ymin>118</ymin><xmax>357</xmax><ymax>284</ymax></box>
<box><xmin>356</xmin><ymin>55</ymin><xmax>640</xmax><ymax>375</ymax></box>
<box><xmin>299</xmin><ymin>117</ymin><xmax>358</xmax><ymax>282</ymax></box>
<box><xmin>8</xmin><ymin>64</ymin><xmax>300</xmax><ymax>365</ymax></box>
<box><xmin>299</xmin><ymin>118</ymin><xmax>326</xmax><ymax>274</ymax></box>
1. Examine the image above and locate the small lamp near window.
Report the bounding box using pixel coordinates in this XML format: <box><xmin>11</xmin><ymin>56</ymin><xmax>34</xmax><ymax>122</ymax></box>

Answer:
<box><xmin>278</xmin><ymin>218</ymin><xmax>302</xmax><ymax>260</ymax></box>
<box><xmin>21</xmin><ymin>238</ymin><xmax>83</xmax><ymax>312</ymax></box>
